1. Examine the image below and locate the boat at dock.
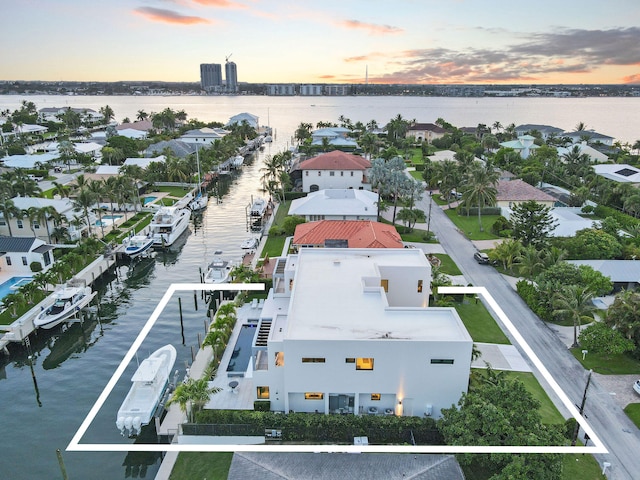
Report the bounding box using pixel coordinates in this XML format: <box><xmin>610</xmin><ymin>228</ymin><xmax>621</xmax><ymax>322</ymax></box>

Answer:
<box><xmin>204</xmin><ymin>251</ymin><xmax>235</xmax><ymax>284</ymax></box>
<box><xmin>240</xmin><ymin>236</ymin><xmax>259</xmax><ymax>250</ymax></box>
<box><xmin>150</xmin><ymin>206</ymin><xmax>190</xmax><ymax>248</ymax></box>
<box><xmin>123</xmin><ymin>234</ymin><xmax>154</xmax><ymax>258</ymax></box>
<box><xmin>116</xmin><ymin>344</ymin><xmax>177</xmax><ymax>437</ymax></box>
<box><xmin>250</xmin><ymin>197</ymin><xmax>267</xmax><ymax>217</ymax></box>
<box><xmin>33</xmin><ymin>285</ymin><xmax>97</xmax><ymax>330</ymax></box>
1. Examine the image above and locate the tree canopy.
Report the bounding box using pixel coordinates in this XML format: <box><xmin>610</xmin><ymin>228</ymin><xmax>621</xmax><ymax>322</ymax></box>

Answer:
<box><xmin>510</xmin><ymin>200</ymin><xmax>557</xmax><ymax>248</ymax></box>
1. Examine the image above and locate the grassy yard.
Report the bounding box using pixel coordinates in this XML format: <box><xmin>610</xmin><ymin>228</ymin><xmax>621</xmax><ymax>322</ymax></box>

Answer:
<box><xmin>260</xmin><ymin>200</ymin><xmax>291</xmax><ymax>258</ymax></box>
<box><xmin>444</xmin><ymin>210</ymin><xmax>501</xmax><ymax>241</ymax></box>
<box><xmin>409</xmin><ymin>170</ymin><xmax>423</xmax><ymax>181</ymax></box>
<box><xmin>455</xmin><ymin>301</ymin><xmax>510</xmax><ymax>344</ymax></box>
<box><xmin>624</xmin><ymin>403</ymin><xmax>640</xmax><ymax>428</ymax></box>
<box><xmin>169</xmin><ymin>452</ymin><xmax>233</xmax><ymax>480</ymax></box>
<box><xmin>570</xmin><ymin>348</ymin><xmax>640</xmax><ymax>374</ymax></box>
<box><xmin>562</xmin><ymin>453</ymin><xmax>606</xmax><ymax>479</ymax></box>
<box><xmin>433</xmin><ymin>253</ymin><xmax>461</xmax><ymax>275</ymax></box>
<box><xmin>154</xmin><ymin>185</ymin><xmax>193</xmax><ymax>198</ymax></box>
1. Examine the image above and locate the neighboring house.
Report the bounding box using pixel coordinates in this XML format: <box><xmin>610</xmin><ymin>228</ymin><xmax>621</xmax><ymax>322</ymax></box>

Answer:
<box><xmin>0</xmin><ymin>197</ymin><xmax>91</xmax><ymax>241</ymax></box>
<box><xmin>557</xmin><ymin>142</ymin><xmax>609</xmax><ymax>163</ymax></box>
<box><xmin>567</xmin><ymin>260</ymin><xmax>640</xmax><ymax>293</ymax></box>
<box><xmin>427</xmin><ymin>150</ymin><xmax>483</xmax><ymax>164</ymax></box>
<box><xmin>310</xmin><ymin>127</ymin><xmax>358</xmax><ymax>150</ymax></box>
<box><xmin>250</xmin><ymin>248</ymin><xmax>472</xmax><ymax>418</ymax></box>
<box><xmin>592</xmin><ymin>164</ymin><xmax>640</xmax><ymax>184</ymax></box>
<box><xmin>514</xmin><ymin>124</ymin><xmax>564</xmax><ymax>141</ymax></box>
<box><xmin>38</xmin><ymin>107</ymin><xmax>104</xmax><ymax>125</ymax></box>
<box><xmin>406</xmin><ymin>123</ymin><xmax>447</xmax><ymax>143</ymax></box>
<box><xmin>179</xmin><ymin>127</ymin><xmax>228</xmax><ymax>145</ymax></box>
<box><xmin>0</xmin><ymin>236</ymin><xmax>54</xmax><ymax>275</ymax></box>
<box><xmin>499</xmin><ymin>135</ymin><xmax>539</xmax><ymax>159</ymax></box>
<box><xmin>292</xmin><ymin>220</ymin><xmax>403</xmax><ymax>250</ymax></box>
<box><xmin>288</xmin><ymin>189</ymin><xmax>378</xmax><ymax>221</ymax></box>
<box><xmin>123</xmin><ymin>155</ymin><xmax>166</xmax><ymax>169</ymax></box>
<box><xmin>227</xmin><ymin>112</ymin><xmax>259</xmax><ymax>129</ymax></box>
<box><xmin>548</xmin><ymin>209</ymin><xmax>598</xmax><ymax>237</ymax></box>
<box><xmin>497</xmin><ymin>169</ymin><xmax>517</xmax><ymax>181</ymax></box>
<box><xmin>496</xmin><ymin>179</ymin><xmax>556</xmax><ymax>208</ymax></box>
<box><xmin>115</xmin><ymin>128</ymin><xmax>148</xmax><ymax>140</ymax></box>
<box><xmin>116</xmin><ymin>120</ymin><xmax>153</xmax><ymax>132</ymax></box>
<box><xmin>301</xmin><ymin>151</ymin><xmax>371</xmax><ymax>193</ymax></box>
<box><xmin>563</xmin><ymin>130</ymin><xmax>615</xmax><ymax>146</ymax></box>
<box><xmin>2</xmin><ymin>153</ymin><xmax>59</xmax><ymax>169</ymax></box>
<box><xmin>144</xmin><ymin>139</ymin><xmax>196</xmax><ymax>158</ymax></box>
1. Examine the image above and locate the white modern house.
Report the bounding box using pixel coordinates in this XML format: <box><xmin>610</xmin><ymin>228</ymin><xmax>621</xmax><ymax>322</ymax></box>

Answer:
<box><xmin>593</xmin><ymin>164</ymin><xmax>640</xmax><ymax>184</ymax></box>
<box><xmin>227</xmin><ymin>112</ymin><xmax>259</xmax><ymax>129</ymax></box>
<box><xmin>249</xmin><ymin>248</ymin><xmax>473</xmax><ymax>418</ymax></box>
<box><xmin>288</xmin><ymin>189</ymin><xmax>378</xmax><ymax>221</ymax></box>
<box><xmin>179</xmin><ymin>127</ymin><xmax>228</xmax><ymax>145</ymax></box>
<box><xmin>0</xmin><ymin>236</ymin><xmax>54</xmax><ymax>275</ymax></box>
<box><xmin>301</xmin><ymin>151</ymin><xmax>371</xmax><ymax>193</ymax></box>
<box><xmin>557</xmin><ymin>143</ymin><xmax>609</xmax><ymax>164</ymax></box>
<box><xmin>310</xmin><ymin>127</ymin><xmax>358</xmax><ymax>149</ymax></box>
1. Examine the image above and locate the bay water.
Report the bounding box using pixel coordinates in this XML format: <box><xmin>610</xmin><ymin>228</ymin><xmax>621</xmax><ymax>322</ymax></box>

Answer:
<box><xmin>0</xmin><ymin>94</ymin><xmax>639</xmax><ymax>479</ymax></box>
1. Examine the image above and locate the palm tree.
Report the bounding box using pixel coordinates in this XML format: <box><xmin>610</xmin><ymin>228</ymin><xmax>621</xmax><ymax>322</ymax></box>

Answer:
<box><xmin>72</xmin><ymin>187</ymin><xmax>97</xmax><ymax>238</ymax></box>
<box><xmin>166</xmin><ymin>377</ymin><xmax>221</xmax><ymax>423</ymax></box>
<box><xmin>87</xmin><ymin>180</ymin><xmax>106</xmax><ymax>237</ymax></box>
<box><xmin>99</xmin><ymin>105</ymin><xmax>115</xmax><ymax>125</ymax></box>
<box><xmin>35</xmin><ymin>206</ymin><xmax>60</xmax><ymax>243</ymax></box>
<box><xmin>1</xmin><ymin>199</ymin><xmax>22</xmax><ymax>236</ymax></box>
<box><xmin>490</xmin><ymin>239</ymin><xmax>522</xmax><ymax>273</ymax></box>
<box><xmin>58</xmin><ymin>140</ymin><xmax>77</xmax><ymax>172</ymax></box>
<box><xmin>553</xmin><ymin>285</ymin><xmax>597</xmax><ymax>348</ymax></box>
<box><xmin>136</xmin><ymin>110</ymin><xmax>148</xmax><ymax>122</ymax></box>
<box><xmin>51</xmin><ymin>181</ymin><xmax>71</xmax><ymax>198</ymax></box>
<box><xmin>517</xmin><ymin>245</ymin><xmax>545</xmax><ymax>278</ymax></box>
<box><xmin>461</xmin><ymin>163</ymin><xmax>498</xmax><ymax>232</ymax></box>
<box><xmin>433</xmin><ymin>159</ymin><xmax>460</xmax><ymax>209</ymax></box>
<box><xmin>120</xmin><ymin>164</ymin><xmax>145</xmax><ymax>212</ymax></box>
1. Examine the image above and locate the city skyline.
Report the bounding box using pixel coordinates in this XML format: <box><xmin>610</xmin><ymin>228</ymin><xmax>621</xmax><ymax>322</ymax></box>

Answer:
<box><xmin>2</xmin><ymin>0</ymin><xmax>640</xmax><ymax>85</ymax></box>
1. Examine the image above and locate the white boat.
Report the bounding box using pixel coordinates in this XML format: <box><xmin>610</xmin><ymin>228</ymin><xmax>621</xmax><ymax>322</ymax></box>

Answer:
<box><xmin>240</xmin><ymin>237</ymin><xmax>259</xmax><ymax>250</ymax></box>
<box><xmin>263</xmin><ymin>135</ymin><xmax>273</xmax><ymax>143</ymax></box>
<box><xmin>34</xmin><ymin>285</ymin><xmax>97</xmax><ymax>330</ymax></box>
<box><xmin>189</xmin><ymin>147</ymin><xmax>208</xmax><ymax>212</ymax></box>
<box><xmin>232</xmin><ymin>155</ymin><xmax>244</xmax><ymax>168</ymax></box>
<box><xmin>204</xmin><ymin>251</ymin><xmax>235</xmax><ymax>284</ymax></box>
<box><xmin>116</xmin><ymin>344</ymin><xmax>177</xmax><ymax>437</ymax></box>
<box><xmin>150</xmin><ymin>206</ymin><xmax>190</xmax><ymax>247</ymax></box>
<box><xmin>123</xmin><ymin>234</ymin><xmax>154</xmax><ymax>258</ymax></box>
<box><xmin>250</xmin><ymin>197</ymin><xmax>267</xmax><ymax>217</ymax></box>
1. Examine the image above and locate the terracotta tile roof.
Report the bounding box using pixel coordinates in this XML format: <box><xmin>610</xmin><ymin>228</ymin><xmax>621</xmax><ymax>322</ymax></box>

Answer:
<box><xmin>293</xmin><ymin>220</ymin><xmax>403</xmax><ymax>248</ymax></box>
<box><xmin>301</xmin><ymin>151</ymin><xmax>371</xmax><ymax>170</ymax></box>
<box><xmin>497</xmin><ymin>179</ymin><xmax>556</xmax><ymax>202</ymax></box>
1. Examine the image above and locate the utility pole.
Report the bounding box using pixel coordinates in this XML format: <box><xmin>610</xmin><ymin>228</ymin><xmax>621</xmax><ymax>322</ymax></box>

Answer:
<box><xmin>572</xmin><ymin>369</ymin><xmax>593</xmax><ymax>446</ymax></box>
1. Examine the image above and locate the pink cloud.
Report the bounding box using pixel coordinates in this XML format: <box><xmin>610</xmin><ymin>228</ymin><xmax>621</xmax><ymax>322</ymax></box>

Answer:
<box><xmin>134</xmin><ymin>7</ymin><xmax>210</xmax><ymax>25</ymax></box>
<box><xmin>338</xmin><ymin>19</ymin><xmax>403</xmax><ymax>35</ymax></box>
<box><xmin>191</xmin><ymin>0</ymin><xmax>246</xmax><ymax>8</ymax></box>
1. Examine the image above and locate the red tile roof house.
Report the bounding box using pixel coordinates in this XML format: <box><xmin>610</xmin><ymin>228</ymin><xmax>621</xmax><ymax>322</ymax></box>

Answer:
<box><xmin>292</xmin><ymin>220</ymin><xmax>403</xmax><ymax>250</ymax></box>
<box><xmin>495</xmin><ymin>179</ymin><xmax>556</xmax><ymax>208</ymax></box>
<box><xmin>300</xmin><ymin>151</ymin><xmax>371</xmax><ymax>193</ymax></box>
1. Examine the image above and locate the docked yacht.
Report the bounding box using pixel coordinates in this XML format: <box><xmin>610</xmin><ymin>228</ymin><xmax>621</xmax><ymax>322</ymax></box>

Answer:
<box><xmin>204</xmin><ymin>251</ymin><xmax>235</xmax><ymax>284</ymax></box>
<box><xmin>150</xmin><ymin>206</ymin><xmax>190</xmax><ymax>248</ymax></box>
<box><xmin>250</xmin><ymin>197</ymin><xmax>267</xmax><ymax>217</ymax></box>
<box><xmin>34</xmin><ymin>285</ymin><xmax>97</xmax><ymax>330</ymax></box>
<box><xmin>123</xmin><ymin>234</ymin><xmax>154</xmax><ymax>258</ymax></box>
<box><xmin>240</xmin><ymin>236</ymin><xmax>259</xmax><ymax>250</ymax></box>
<box><xmin>116</xmin><ymin>344</ymin><xmax>177</xmax><ymax>437</ymax></box>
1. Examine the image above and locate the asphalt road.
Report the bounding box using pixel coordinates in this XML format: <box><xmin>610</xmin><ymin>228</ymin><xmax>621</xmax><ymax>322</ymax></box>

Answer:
<box><xmin>415</xmin><ymin>192</ymin><xmax>640</xmax><ymax>480</ymax></box>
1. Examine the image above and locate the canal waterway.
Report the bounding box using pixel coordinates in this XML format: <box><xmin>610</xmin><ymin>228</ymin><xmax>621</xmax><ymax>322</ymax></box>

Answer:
<box><xmin>1</xmin><ymin>95</ymin><xmax>639</xmax><ymax>478</ymax></box>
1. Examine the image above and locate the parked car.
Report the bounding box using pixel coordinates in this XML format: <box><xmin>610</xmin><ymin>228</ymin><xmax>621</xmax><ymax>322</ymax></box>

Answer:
<box><xmin>474</xmin><ymin>252</ymin><xmax>490</xmax><ymax>264</ymax></box>
<box><xmin>633</xmin><ymin>379</ymin><xmax>640</xmax><ymax>395</ymax></box>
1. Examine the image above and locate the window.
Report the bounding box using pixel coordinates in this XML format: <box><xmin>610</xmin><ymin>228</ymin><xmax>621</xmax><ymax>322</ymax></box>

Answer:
<box><xmin>6</xmin><ymin>256</ymin><xmax>11</xmax><ymax>266</ymax></box>
<box><xmin>371</xmin><ymin>393</ymin><xmax>381</xmax><ymax>401</ymax></box>
<box><xmin>330</xmin><ymin>171</ymin><xmax>335</xmax><ymax>176</ymax></box>
<box><xmin>356</xmin><ymin>357</ymin><xmax>374</xmax><ymax>370</ymax></box>
<box><xmin>340</xmin><ymin>171</ymin><xmax>344</xmax><ymax>176</ymax></box>
<box><xmin>380</xmin><ymin>279</ymin><xmax>388</xmax><ymax>292</ymax></box>
<box><xmin>43</xmin><ymin>251</ymin><xmax>51</xmax><ymax>266</ymax></box>
<box><xmin>302</xmin><ymin>357</ymin><xmax>326</xmax><ymax>363</ymax></box>
<box><xmin>318</xmin><ymin>171</ymin><xmax>321</xmax><ymax>176</ymax></box>
<box><xmin>431</xmin><ymin>359</ymin><xmax>454</xmax><ymax>365</ymax></box>
<box><xmin>305</xmin><ymin>171</ymin><xmax>309</xmax><ymax>176</ymax></box>
<box><xmin>257</xmin><ymin>386</ymin><xmax>270</xmax><ymax>399</ymax></box>
<box><xmin>417</xmin><ymin>280</ymin><xmax>423</xmax><ymax>293</ymax></box>
<box><xmin>345</xmin><ymin>358</ymin><xmax>355</xmax><ymax>363</ymax></box>
<box><xmin>275</xmin><ymin>352</ymin><xmax>284</xmax><ymax>366</ymax></box>
<box><xmin>0</xmin><ymin>219</ymin><xmax>5</xmax><ymax>226</ymax></box>
<box><xmin>17</xmin><ymin>220</ymin><xmax>24</xmax><ymax>229</ymax></box>
<box><xmin>22</xmin><ymin>256</ymin><xmax>28</xmax><ymax>266</ymax></box>
<box><xmin>350</xmin><ymin>171</ymin><xmax>354</xmax><ymax>176</ymax></box>
<box><xmin>33</xmin><ymin>221</ymin><xmax>40</xmax><ymax>229</ymax></box>
<box><xmin>305</xmin><ymin>392</ymin><xmax>324</xmax><ymax>400</ymax></box>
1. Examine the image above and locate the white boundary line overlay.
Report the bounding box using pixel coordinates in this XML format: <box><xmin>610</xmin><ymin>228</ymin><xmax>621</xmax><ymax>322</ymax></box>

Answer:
<box><xmin>67</xmin><ymin>284</ymin><xmax>607</xmax><ymax>454</ymax></box>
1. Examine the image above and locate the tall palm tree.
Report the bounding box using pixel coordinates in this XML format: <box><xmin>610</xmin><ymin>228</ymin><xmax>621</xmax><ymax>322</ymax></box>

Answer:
<box><xmin>166</xmin><ymin>377</ymin><xmax>221</xmax><ymax>423</ymax></box>
<box><xmin>51</xmin><ymin>181</ymin><xmax>71</xmax><ymax>198</ymax></box>
<box><xmin>136</xmin><ymin>110</ymin><xmax>148</xmax><ymax>121</ymax></box>
<box><xmin>120</xmin><ymin>164</ymin><xmax>145</xmax><ymax>212</ymax></box>
<box><xmin>461</xmin><ymin>163</ymin><xmax>498</xmax><ymax>232</ymax></box>
<box><xmin>433</xmin><ymin>159</ymin><xmax>459</xmax><ymax>209</ymax></box>
<box><xmin>553</xmin><ymin>285</ymin><xmax>596</xmax><ymax>348</ymax></box>
<box><xmin>87</xmin><ymin>180</ymin><xmax>106</xmax><ymax>237</ymax></box>
<box><xmin>72</xmin><ymin>187</ymin><xmax>98</xmax><ymax>238</ymax></box>
<box><xmin>1</xmin><ymin>199</ymin><xmax>22</xmax><ymax>236</ymax></box>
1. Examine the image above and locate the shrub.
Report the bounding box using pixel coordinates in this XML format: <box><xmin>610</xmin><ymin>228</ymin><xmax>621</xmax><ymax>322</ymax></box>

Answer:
<box><xmin>491</xmin><ymin>216</ymin><xmax>512</xmax><ymax>235</ymax></box>
<box><xmin>254</xmin><ymin>401</ymin><xmax>271</xmax><ymax>411</ymax></box>
<box><xmin>499</xmin><ymin>229</ymin><xmax>512</xmax><ymax>237</ymax></box>
<box><xmin>30</xmin><ymin>261</ymin><xmax>43</xmax><ymax>273</ymax></box>
<box><xmin>269</xmin><ymin>225</ymin><xmax>285</xmax><ymax>236</ymax></box>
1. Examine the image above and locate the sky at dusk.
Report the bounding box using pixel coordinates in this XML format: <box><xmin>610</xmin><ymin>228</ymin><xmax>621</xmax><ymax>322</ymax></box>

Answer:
<box><xmin>2</xmin><ymin>0</ymin><xmax>640</xmax><ymax>85</ymax></box>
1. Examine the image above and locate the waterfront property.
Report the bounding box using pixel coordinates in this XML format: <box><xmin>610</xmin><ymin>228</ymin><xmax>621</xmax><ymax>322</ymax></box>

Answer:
<box><xmin>0</xmin><ymin>276</ymin><xmax>34</xmax><ymax>303</ymax></box>
<box><xmin>288</xmin><ymin>189</ymin><xmax>379</xmax><ymax>221</ymax></box>
<box><xmin>293</xmin><ymin>151</ymin><xmax>371</xmax><ymax>193</ymax></box>
<box><xmin>0</xmin><ymin>236</ymin><xmax>54</xmax><ymax>276</ymax></box>
<box><xmin>249</xmin><ymin>248</ymin><xmax>472</xmax><ymax>418</ymax></box>
<box><xmin>292</xmin><ymin>220</ymin><xmax>403</xmax><ymax>250</ymax></box>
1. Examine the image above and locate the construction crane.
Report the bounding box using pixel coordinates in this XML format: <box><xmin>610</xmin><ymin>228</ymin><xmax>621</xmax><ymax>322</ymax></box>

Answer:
<box><xmin>225</xmin><ymin>53</ymin><xmax>232</xmax><ymax>63</ymax></box>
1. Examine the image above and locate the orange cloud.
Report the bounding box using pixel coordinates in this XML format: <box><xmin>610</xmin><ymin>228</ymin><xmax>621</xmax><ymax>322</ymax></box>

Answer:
<box><xmin>134</xmin><ymin>7</ymin><xmax>210</xmax><ymax>25</ymax></box>
<box><xmin>344</xmin><ymin>52</ymin><xmax>389</xmax><ymax>63</ymax></box>
<box><xmin>623</xmin><ymin>73</ymin><xmax>640</xmax><ymax>84</ymax></box>
<box><xmin>191</xmin><ymin>0</ymin><xmax>246</xmax><ymax>8</ymax></box>
<box><xmin>338</xmin><ymin>19</ymin><xmax>403</xmax><ymax>35</ymax></box>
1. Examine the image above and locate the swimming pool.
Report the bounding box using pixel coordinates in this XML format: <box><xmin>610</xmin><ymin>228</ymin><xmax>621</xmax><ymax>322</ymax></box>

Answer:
<box><xmin>0</xmin><ymin>276</ymin><xmax>34</xmax><ymax>302</ymax></box>
<box><xmin>143</xmin><ymin>196</ymin><xmax>157</xmax><ymax>205</ymax></box>
<box><xmin>95</xmin><ymin>215</ymin><xmax>123</xmax><ymax>226</ymax></box>
<box><xmin>226</xmin><ymin>324</ymin><xmax>257</xmax><ymax>376</ymax></box>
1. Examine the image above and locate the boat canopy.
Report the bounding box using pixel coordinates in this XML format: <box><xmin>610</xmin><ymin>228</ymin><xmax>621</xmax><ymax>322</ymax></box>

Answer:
<box><xmin>131</xmin><ymin>357</ymin><xmax>164</xmax><ymax>382</ymax></box>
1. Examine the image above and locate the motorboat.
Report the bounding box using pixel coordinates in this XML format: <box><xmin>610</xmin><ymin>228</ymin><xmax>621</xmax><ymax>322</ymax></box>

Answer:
<box><xmin>34</xmin><ymin>285</ymin><xmax>97</xmax><ymax>330</ymax></box>
<box><xmin>204</xmin><ymin>251</ymin><xmax>235</xmax><ymax>284</ymax></box>
<box><xmin>232</xmin><ymin>155</ymin><xmax>244</xmax><ymax>168</ymax></box>
<box><xmin>117</xmin><ymin>344</ymin><xmax>177</xmax><ymax>437</ymax></box>
<box><xmin>263</xmin><ymin>135</ymin><xmax>273</xmax><ymax>143</ymax></box>
<box><xmin>240</xmin><ymin>237</ymin><xmax>259</xmax><ymax>250</ymax></box>
<box><xmin>250</xmin><ymin>197</ymin><xmax>267</xmax><ymax>217</ymax></box>
<box><xmin>150</xmin><ymin>206</ymin><xmax>190</xmax><ymax>248</ymax></box>
<box><xmin>123</xmin><ymin>234</ymin><xmax>154</xmax><ymax>258</ymax></box>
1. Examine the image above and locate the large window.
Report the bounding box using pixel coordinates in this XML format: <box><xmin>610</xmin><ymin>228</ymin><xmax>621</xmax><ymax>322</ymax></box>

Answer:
<box><xmin>371</xmin><ymin>393</ymin><xmax>381</xmax><ymax>401</ymax></box>
<box><xmin>305</xmin><ymin>392</ymin><xmax>324</xmax><ymax>400</ymax></box>
<box><xmin>275</xmin><ymin>352</ymin><xmax>284</xmax><ymax>367</ymax></box>
<box><xmin>302</xmin><ymin>357</ymin><xmax>326</xmax><ymax>363</ymax></box>
<box><xmin>431</xmin><ymin>359</ymin><xmax>454</xmax><ymax>365</ymax></box>
<box><xmin>256</xmin><ymin>386</ymin><xmax>270</xmax><ymax>399</ymax></box>
<box><xmin>356</xmin><ymin>357</ymin><xmax>374</xmax><ymax>370</ymax></box>
<box><xmin>417</xmin><ymin>279</ymin><xmax>423</xmax><ymax>293</ymax></box>
<box><xmin>380</xmin><ymin>279</ymin><xmax>388</xmax><ymax>292</ymax></box>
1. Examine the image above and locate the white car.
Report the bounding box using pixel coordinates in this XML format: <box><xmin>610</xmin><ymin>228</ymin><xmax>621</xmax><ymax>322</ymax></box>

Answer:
<box><xmin>634</xmin><ymin>380</ymin><xmax>640</xmax><ymax>395</ymax></box>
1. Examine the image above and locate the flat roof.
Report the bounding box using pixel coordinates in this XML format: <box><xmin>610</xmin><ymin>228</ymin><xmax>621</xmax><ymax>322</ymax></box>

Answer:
<box><xmin>286</xmin><ymin>249</ymin><xmax>471</xmax><ymax>342</ymax></box>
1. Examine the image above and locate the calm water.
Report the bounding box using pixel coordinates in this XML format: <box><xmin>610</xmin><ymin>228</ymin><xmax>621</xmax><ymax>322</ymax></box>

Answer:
<box><xmin>0</xmin><ymin>94</ymin><xmax>639</xmax><ymax>479</ymax></box>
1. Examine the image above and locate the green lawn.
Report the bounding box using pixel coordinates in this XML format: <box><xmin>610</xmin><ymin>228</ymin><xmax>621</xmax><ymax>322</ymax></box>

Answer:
<box><xmin>570</xmin><ymin>348</ymin><xmax>640</xmax><ymax>374</ymax></box>
<box><xmin>562</xmin><ymin>453</ymin><xmax>606</xmax><ymax>479</ymax></box>
<box><xmin>501</xmin><ymin>371</ymin><xmax>565</xmax><ymax>424</ymax></box>
<box><xmin>154</xmin><ymin>185</ymin><xmax>193</xmax><ymax>197</ymax></box>
<box><xmin>455</xmin><ymin>301</ymin><xmax>510</xmax><ymax>344</ymax></box>
<box><xmin>433</xmin><ymin>253</ymin><xmax>461</xmax><ymax>275</ymax></box>
<box><xmin>260</xmin><ymin>200</ymin><xmax>291</xmax><ymax>258</ymax></box>
<box><xmin>409</xmin><ymin>170</ymin><xmax>423</xmax><ymax>181</ymax></box>
<box><xmin>169</xmin><ymin>452</ymin><xmax>233</xmax><ymax>480</ymax></box>
<box><xmin>444</xmin><ymin>210</ymin><xmax>500</xmax><ymax>240</ymax></box>
<box><xmin>624</xmin><ymin>403</ymin><xmax>640</xmax><ymax>428</ymax></box>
